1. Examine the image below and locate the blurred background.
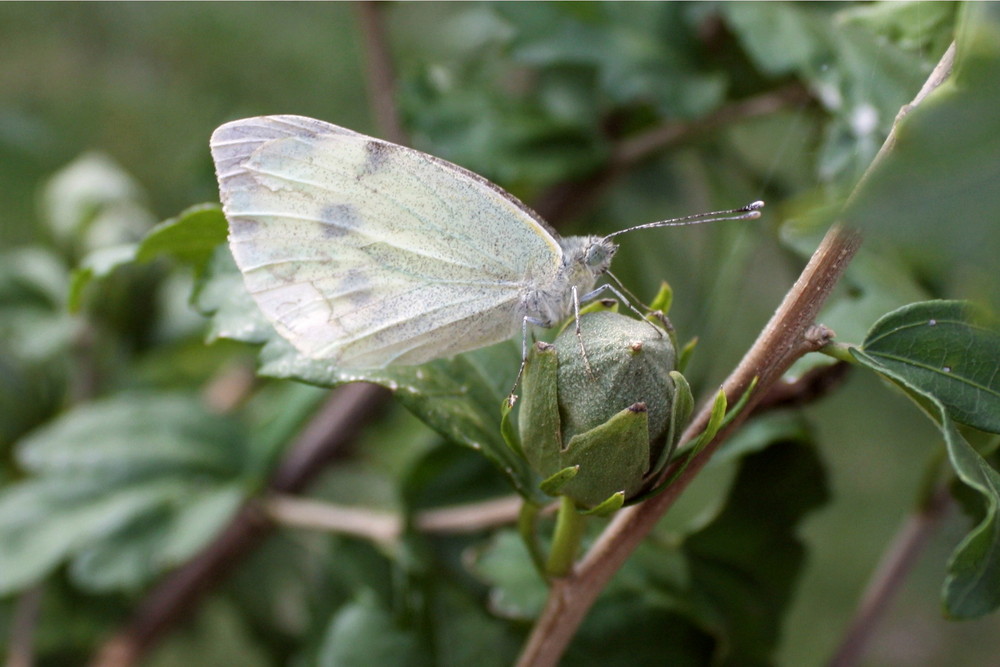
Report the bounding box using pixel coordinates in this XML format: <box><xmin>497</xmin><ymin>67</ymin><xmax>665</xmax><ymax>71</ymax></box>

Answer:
<box><xmin>1</xmin><ymin>3</ymin><xmax>998</xmax><ymax>665</ymax></box>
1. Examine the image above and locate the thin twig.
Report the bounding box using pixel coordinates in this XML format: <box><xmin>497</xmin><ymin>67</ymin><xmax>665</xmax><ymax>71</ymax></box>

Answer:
<box><xmin>827</xmin><ymin>484</ymin><xmax>952</xmax><ymax>667</ymax></box>
<box><xmin>6</xmin><ymin>586</ymin><xmax>42</xmax><ymax>667</ymax></box>
<box><xmin>265</xmin><ymin>493</ymin><xmax>528</xmax><ymax>545</ymax></box>
<box><xmin>753</xmin><ymin>360</ymin><xmax>851</xmax><ymax>413</ymax></box>
<box><xmin>355</xmin><ymin>1</ymin><xmax>407</xmax><ymax>145</ymax></box>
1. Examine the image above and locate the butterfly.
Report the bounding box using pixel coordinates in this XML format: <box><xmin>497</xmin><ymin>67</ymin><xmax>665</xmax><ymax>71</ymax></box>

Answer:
<box><xmin>210</xmin><ymin>115</ymin><xmax>761</xmax><ymax>370</ymax></box>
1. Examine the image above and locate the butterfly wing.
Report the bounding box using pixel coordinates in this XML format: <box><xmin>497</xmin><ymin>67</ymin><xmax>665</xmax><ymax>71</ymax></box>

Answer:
<box><xmin>210</xmin><ymin>115</ymin><xmax>564</xmax><ymax>367</ymax></box>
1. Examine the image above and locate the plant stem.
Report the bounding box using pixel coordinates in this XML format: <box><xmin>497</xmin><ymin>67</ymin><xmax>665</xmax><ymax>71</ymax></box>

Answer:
<box><xmin>546</xmin><ymin>497</ymin><xmax>586</xmax><ymax>578</ymax></box>
<box><xmin>265</xmin><ymin>493</ymin><xmax>528</xmax><ymax>545</ymax></box>
<box><xmin>827</xmin><ymin>484</ymin><xmax>952</xmax><ymax>667</ymax></box>
<box><xmin>355</xmin><ymin>2</ymin><xmax>407</xmax><ymax>146</ymax></box>
<box><xmin>516</xmin><ymin>38</ymin><xmax>958</xmax><ymax>667</ymax></box>
<box><xmin>5</xmin><ymin>587</ymin><xmax>42</xmax><ymax>667</ymax></box>
<box><xmin>818</xmin><ymin>341</ymin><xmax>858</xmax><ymax>364</ymax></box>
<box><xmin>519</xmin><ymin>501</ymin><xmax>549</xmax><ymax>577</ymax></box>
<box><xmin>517</xmin><ymin>224</ymin><xmax>863</xmax><ymax>667</ymax></box>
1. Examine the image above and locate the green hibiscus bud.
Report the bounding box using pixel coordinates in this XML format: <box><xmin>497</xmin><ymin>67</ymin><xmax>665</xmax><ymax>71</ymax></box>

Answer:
<box><xmin>518</xmin><ymin>310</ymin><xmax>693</xmax><ymax>512</ymax></box>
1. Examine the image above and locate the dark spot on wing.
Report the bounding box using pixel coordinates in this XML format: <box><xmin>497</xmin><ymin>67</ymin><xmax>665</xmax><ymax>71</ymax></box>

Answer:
<box><xmin>230</xmin><ymin>217</ymin><xmax>260</xmax><ymax>236</ymax></box>
<box><xmin>318</xmin><ymin>203</ymin><xmax>361</xmax><ymax>238</ymax></box>
<box><xmin>362</xmin><ymin>140</ymin><xmax>392</xmax><ymax>176</ymax></box>
<box><xmin>339</xmin><ymin>268</ymin><xmax>373</xmax><ymax>306</ymax></box>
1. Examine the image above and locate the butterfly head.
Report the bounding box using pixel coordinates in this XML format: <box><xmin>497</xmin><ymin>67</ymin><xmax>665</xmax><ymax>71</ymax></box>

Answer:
<box><xmin>583</xmin><ymin>237</ymin><xmax>618</xmax><ymax>277</ymax></box>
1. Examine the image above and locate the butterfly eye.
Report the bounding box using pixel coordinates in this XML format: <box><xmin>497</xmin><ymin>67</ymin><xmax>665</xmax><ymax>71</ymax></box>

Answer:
<box><xmin>585</xmin><ymin>240</ymin><xmax>615</xmax><ymax>269</ymax></box>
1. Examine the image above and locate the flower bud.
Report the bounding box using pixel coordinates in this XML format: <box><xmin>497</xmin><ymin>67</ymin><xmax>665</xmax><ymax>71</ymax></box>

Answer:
<box><xmin>518</xmin><ymin>310</ymin><xmax>681</xmax><ymax>510</ymax></box>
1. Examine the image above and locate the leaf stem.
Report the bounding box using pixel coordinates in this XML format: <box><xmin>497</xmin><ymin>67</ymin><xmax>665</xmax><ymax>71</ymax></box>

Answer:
<box><xmin>818</xmin><ymin>341</ymin><xmax>859</xmax><ymax>364</ymax></box>
<box><xmin>546</xmin><ymin>496</ymin><xmax>587</xmax><ymax>578</ymax></box>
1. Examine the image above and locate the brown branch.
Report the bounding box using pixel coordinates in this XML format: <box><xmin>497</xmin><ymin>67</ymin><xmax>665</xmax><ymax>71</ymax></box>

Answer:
<box><xmin>6</xmin><ymin>587</ymin><xmax>42</xmax><ymax>667</ymax></box>
<box><xmin>752</xmin><ymin>360</ymin><xmax>851</xmax><ymax>413</ymax></box>
<box><xmin>517</xmin><ymin>223</ymin><xmax>863</xmax><ymax>667</ymax></box>
<box><xmin>90</xmin><ymin>382</ymin><xmax>389</xmax><ymax>667</ymax></box>
<box><xmin>827</xmin><ymin>484</ymin><xmax>952</xmax><ymax>667</ymax></box>
<box><xmin>516</xmin><ymin>39</ymin><xmax>958</xmax><ymax>667</ymax></box>
<box><xmin>265</xmin><ymin>493</ymin><xmax>529</xmax><ymax>545</ymax></box>
<box><xmin>356</xmin><ymin>1</ymin><xmax>407</xmax><ymax>146</ymax></box>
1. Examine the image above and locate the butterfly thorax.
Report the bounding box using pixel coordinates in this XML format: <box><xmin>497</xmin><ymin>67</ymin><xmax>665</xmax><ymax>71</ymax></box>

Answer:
<box><xmin>518</xmin><ymin>235</ymin><xmax>618</xmax><ymax>327</ymax></box>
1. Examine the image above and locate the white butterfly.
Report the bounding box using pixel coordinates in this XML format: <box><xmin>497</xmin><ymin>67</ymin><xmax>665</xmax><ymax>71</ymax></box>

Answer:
<box><xmin>210</xmin><ymin>115</ymin><xmax>761</xmax><ymax>369</ymax></box>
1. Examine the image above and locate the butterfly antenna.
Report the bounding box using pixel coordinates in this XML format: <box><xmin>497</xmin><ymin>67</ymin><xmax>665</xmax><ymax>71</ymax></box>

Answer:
<box><xmin>604</xmin><ymin>200</ymin><xmax>764</xmax><ymax>240</ymax></box>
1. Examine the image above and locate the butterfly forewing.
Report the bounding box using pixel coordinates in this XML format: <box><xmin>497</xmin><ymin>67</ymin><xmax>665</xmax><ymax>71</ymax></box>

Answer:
<box><xmin>211</xmin><ymin>115</ymin><xmax>565</xmax><ymax>367</ymax></box>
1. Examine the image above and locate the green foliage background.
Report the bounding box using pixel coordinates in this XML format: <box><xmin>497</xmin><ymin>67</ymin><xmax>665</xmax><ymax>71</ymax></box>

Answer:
<box><xmin>1</xmin><ymin>2</ymin><xmax>999</xmax><ymax>665</ymax></box>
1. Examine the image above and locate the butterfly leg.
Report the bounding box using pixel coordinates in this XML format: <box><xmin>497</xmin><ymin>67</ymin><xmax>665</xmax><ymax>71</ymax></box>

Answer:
<box><xmin>508</xmin><ymin>315</ymin><xmax>553</xmax><ymax>405</ymax></box>
<box><xmin>580</xmin><ymin>283</ymin><xmax>665</xmax><ymax>339</ymax></box>
<box><xmin>571</xmin><ymin>286</ymin><xmax>596</xmax><ymax>380</ymax></box>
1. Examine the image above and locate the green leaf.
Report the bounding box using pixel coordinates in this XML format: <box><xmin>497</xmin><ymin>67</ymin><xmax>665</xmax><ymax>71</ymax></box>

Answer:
<box><xmin>0</xmin><ymin>393</ymin><xmax>248</xmax><ymax>593</ymax></box>
<box><xmin>859</xmin><ymin>300</ymin><xmax>1000</xmax><ymax>434</ymax></box>
<box><xmin>40</xmin><ymin>152</ymin><xmax>154</xmax><ymax>255</ymax></box>
<box><xmin>559</xmin><ymin>405</ymin><xmax>650</xmax><ymax>509</ymax></box>
<box><xmin>567</xmin><ymin>592</ymin><xmax>716</xmax><ymax>665</ymax></box>
<box><xmin>256</xmin><ymin>336</ymin><xmax>543</xmax><ymax>502</ymax></box>
<box><xmin>647</xmin><ymin>281</ymin><xmax>673</xmax><ymax>317</ymax></box>
<box><xmin>681</xmin><ymin>436</ymin><xmax>828</xmax><ymax>664</ymax></box>
<box><xmin>582</xmin><ymin>491</ymin><xmax>625</xmax><ymax>518</ymax></box>
<box><xmin>468</xmin><ymin>529</ymin><xmax>549</xmax><ymax>620</ymax></box>
<box><xmin>68</xmin><ymin>243</ymin><xmax>138</xmax><ymax>312</ymax></box>
<box><xmin>68</xmin><ymin>486</ymin><xmax>245</xmax><ymax>592</ymax></box>
<box><xmin>539</xmin><ymin>465</ymin><xmax>579</xmax><ymax>496</ymax></box>
<box><xmin>852</xmin><ymin>347</ymin><xmax>1000</xmax><ymax>618</ymax></box>
<box><xmin>842</xmin><ymin>3</ymin><xmax>1000</xmax><ymax>309</ymax></box>
<box><xmin>136</xmin><ymin>204</ymin><xmax>229</xmax><ymax>274</ymax></box>
<box><xmin>726</xmin><ymin>2</ymin><xmax>944</xmax><ymax>181</ymax></box>
<box><xmin>318</xmin><ymin>592</ymin><xmax>426</xmax><ymax>667</ymax></box>
<box><xmin>426</xmin><ymin>585</ymin><xmax>516</xmax><ymax>667</ymax></box>
<box><xmin>0</xmin><ymin>248</ymin><xmax>76</xmax><ymax>363</ymax></box>
<box><xmin>195</xmin><ymin>246</ymin><xmax>273</xmax><ymax>345</ymax></box>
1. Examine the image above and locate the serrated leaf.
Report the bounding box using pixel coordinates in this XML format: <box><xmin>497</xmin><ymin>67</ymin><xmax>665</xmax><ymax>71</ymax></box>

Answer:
<box><xmin>0</xmin><ymin>393</ymin><xmax>249</xmax><ymax>593</ymax></box>
<box><xmin>255</xmin><ymin>335</ymin><xmax>543</xmax><ymax>502</ymax></box>
<box><xmin>136</xmin><ymin>204</ymin><xmax>228</xmax><ymax>273</ymax></box>
<box><xmin>852</xmin><ymin>347</ymin><xmax>1000</xmax><ymax>618</ymax></box>
<box><xmin>859</xmin><ymin>300</ymin><xmax>1000</xmax><ymax>434</ymax></box>
<box><xmin>195</xmin><ymin>247</ymin><xmax>273</xmax><ymax>344</ymax></box>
